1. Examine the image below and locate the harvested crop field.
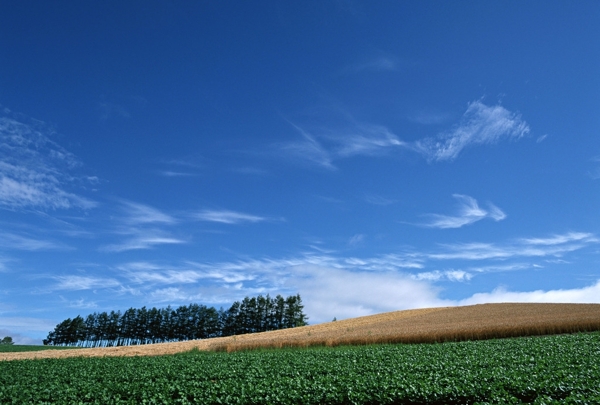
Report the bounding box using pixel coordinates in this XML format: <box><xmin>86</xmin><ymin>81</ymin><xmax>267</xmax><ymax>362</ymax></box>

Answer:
<box><xmin>3</xmin><ymin>302</ymin><xmax>600</xmax><ymax>361</ymax></box>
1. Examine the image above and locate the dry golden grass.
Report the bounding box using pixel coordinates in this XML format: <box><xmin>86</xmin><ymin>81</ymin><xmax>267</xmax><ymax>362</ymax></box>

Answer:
<box><xmin>3</xmin><ymin>303</ymin><xmax>600</xmax><ymax>361</ymax></box>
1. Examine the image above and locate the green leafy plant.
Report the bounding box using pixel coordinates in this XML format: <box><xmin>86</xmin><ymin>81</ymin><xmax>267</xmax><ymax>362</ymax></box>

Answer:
<box><xmin>1</xmin><ymin>332</ymin><xmax>599</xmax><ymax>404</ymax></box>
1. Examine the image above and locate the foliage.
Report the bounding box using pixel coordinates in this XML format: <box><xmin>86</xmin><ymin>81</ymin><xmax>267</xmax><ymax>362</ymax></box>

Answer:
<box><xmin>0</xmin><ymin>345</ymin><xmax>81</xmax><ymax>353</ymax></box>
<box><xmin>0</xmin><ymin>337</ymin><xmax>13</xmax><ymax>345</ymax></box>
<box><xmin>44</xmin><ymin>294</ymin><xmax>307</xmax><ymax>347</ymax></box>
<box><xmin>1</xmin><ymin>332</ymin><xmax>599</xmax><ymax>404</ymax></box>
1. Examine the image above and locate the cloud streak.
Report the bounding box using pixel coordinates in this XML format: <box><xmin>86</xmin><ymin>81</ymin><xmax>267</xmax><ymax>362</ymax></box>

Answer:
<box><xmin>51</xmin><ymin>275</ymin><xmax>121</xmax><ymax>291</ymax></box>
<box><xmin>415</xmin><ymin>100</ymin><xmax>530</xmax><ymax>161</ymax></box>
<box><xmin>421</xmin><ymin>194</ymin><xmax>506</xmax><ymax>229</ymax></box>
<box><xmin>0</xmin><ymin>110</ymin><xmax>96</xmax><ymax>210</ymax></box>
<box><xmin>279</xmin><ymin>123</ymin><xmax>335</xmax><ymax>169</ymax></box>
<box><xmin>0</xmin><ymin>232</ymin><xmax>70</xmax><ymax>251</ymax></box>
<box><xmin>193</xmin><ymin>209</ymin><xmax>269</xmax><ymax>224</ymax></box>
<box><xmin>42</xmin><ymin>230</ymin><xmax>598</xmax><ymax>324</ymax></box>
<box><xmin>430</xmin><ymin>232</ymin><xmax>598</xmax><ymax>261</ymax></box>
<box><xmin>101</xmin><ymin>232</ymin><xmax>186</xmax><ymax>252</ymax></box>
<box><xmin>277</xmin><ymin>100</ymin><xmax>529</xmax><ymax>169</ymax></box>
<box><xmin>120</xmin><ymin>201</ymin><xmax>176</xmax><ymax>225</ymax></box>
<box><xmin>99</xmin><ymin>201</ymin><xmax>186</xmax><ymax>252</ymax></box>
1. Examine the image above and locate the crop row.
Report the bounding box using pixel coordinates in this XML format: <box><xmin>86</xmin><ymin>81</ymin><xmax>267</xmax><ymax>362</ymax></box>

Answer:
<box><xmin>1</xmin><ymin>332</ymin><xmax>599</xmax><ymax>404</ymax></box>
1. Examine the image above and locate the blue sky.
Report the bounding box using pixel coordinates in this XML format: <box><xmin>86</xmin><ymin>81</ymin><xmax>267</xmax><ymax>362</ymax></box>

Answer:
<box><xmin>1</xmin><ymin>1</ymin><xmax>599</xmax><ymax>344</ymax></box>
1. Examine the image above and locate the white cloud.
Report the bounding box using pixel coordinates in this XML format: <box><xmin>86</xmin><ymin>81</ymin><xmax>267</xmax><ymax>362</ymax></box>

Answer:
<box><xmin>520</xmin><ymin>232</ymin><xmax>597</xmax><ymax>246</ymax></box>
<box><xmin>415</xmin><ymin>100</ymin><xmax>530</xmax><ymax>161</ymax></box>
<box><xmin>348</xmin><ymin>234</ymin><xmax>365</xmax><ymax>246</ymax></box>
<box><xmin>101</xmin><ymin>233</ymin><xmax>186</xmax><ymax>252</ymax></box>
<box><xmin>0</xmin><ymin>113</ymin><xmax>96</xmax><ymax>210</ymax></box>
<box><xmin>277</xmin><ymin>100</ymin><xmax>528</xmax><ymax>169</ymax></box>
<box><xmin>0</xmin><ymin>232</ymin><xmax>70</xmax><ymax>251</ymax></box>
<box><xmin>101</xmin><ymin>202</ymin><xmax>184</xmax><ymax>252</ymax></box>
<box><xmin>149</xmin><ymin>287</ymin><xmax>204</xmax><ymax>303</ymax></box>
<box><xmin>121</xmin><ymin>201</ymin><xmax>176</xmax><ymax>225</ymax></box>
<box><xmin>422</xmin><ymin>194</ymin><xmax>506</xmax><ymax>229</ymax></box>
<box><xmin>430</xmin><ymin>232</ymin><xmax>597</xmax><ymax>261</ymax></box>
<box><xmin>333</xmin><ymin>123</ymin><xmax>405</xmax><ymax>157</ymax></box>
<box><xmin>279</xmin><ymin>119</ymin><xmax>405</xmax><ymax>169</ymax></box>
<box><xmin>64</xmin><ymin>298</ymin><xmax>98</xmax><ymax>309</ymax></box>
<box><xmin>75</xmin><ymin>229</ymin><xmax>597</xmax><ymax>325</ymax></box>
<box><xmin>283</xmin><ymin>265</ymin><xmax>449</xmax><ymax>323</ymax></box>
<box><xmin>280</xmin><ymin>123</ymin><xmax>335</xmax><ymax>169</ymax></box>
<box><xmin>119</xmin><ymin>261</ymin><xmax>256</xmax><ymax>286</ymax></box>
<box><xmin>459</xmin><ymin>280</ymin><xmax>600</xmax><ymax>305</ymax></box>
<box><xmin>364</xmin><ymin>194</ymin><xmax>396</xmax><ymax>206</ymax></box>
<box><xmin>193</xmin><ymin>209</ymin><xmax>268</xmax><ymax>224</ymax></box>
<box><xmin>51</xmin><ymin>275</ymin><xmax>121</xmax><ymax>291</ymax></box>
<box><xmin>412</xmin><ymin>269</ymin><xmax>473</xmax><ymax>282</ymax></box>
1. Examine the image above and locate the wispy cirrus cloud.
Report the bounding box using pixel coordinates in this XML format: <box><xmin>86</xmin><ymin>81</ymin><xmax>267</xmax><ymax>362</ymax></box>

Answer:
<box><xmin>520</xmin><ymin>232</ymin><xmax>597</xmax><ymax>246</ymax></box>
<box><xmin>412</xmin><ymin>269</ymin><xmax>473</xmax><ymax>282</ymax></box>
<box><xmin>51</xmin><ymin>275</ymin><xmax>121</xmax><ymax>291</ymax></box>
<box><xmin>279</xmin><ymin>123</ymin><xmax>335</xmax><ymax>169</ymax></box>
<box><xmin>101</xmin><ymin>201</ymin><xmax>184</xmax><ymax>252</ymax></box>
<box><xmin>45</xmin><ymin>229</ymin><xmax>597</xmax><ymax>323</ymax></box>
<box><xmin>333</xmin><ymin>123</ymin><xmax>406</xmax><ymax>157</ymax></box>
<box><xmin>119</xmin><ymin>261</ymin><xmax>256</xmax><ymax>286</ymax></box>
<box><xmin>280</xmin><ymin>120</ymin><xmax>405</xmax><ymax>170</ymax></box>
<box><xmin>0</xmin><ymin>109</ymin><xmax>96</xmax><ymax>211</ymax></box>
<box><xmin>421</xmin><ymin>194</ymin><xmax>506</xmax><ymax>229</ymax></box>
<box><xmin>277</xmin><ymin>100</ymin><xmax>528</xmax><ymax>170</ymax></box>
<box><xmin>364</xmin><ymin>194</ymin><xmax>396</xmax><ymax>206</ymax></box>
<box><xmin>415</xmin><ymin>100</ymin><xmax>530</xmax><ymax>161</ymax></box>
<box><xmin>157</xmin><ymin>156</ymin><xmax>204</xmax><ymax>177</ymax></box>
<box><xmin>0</xmin><ymin>232</ymin><xmax>70</xmax><ymax>251</ymax></box>
<box><xmin>120</xmin><ymin>201</ymin><xmax>176</xmax><ymax>225</ymax></box>
<box><xmin>193</xmin><ymin>209</ymin><xmax>270</xmax><ymax>224</ymax></box>
<box><xmin>149</xmin><ymin>287</ymin><xmax>204</xmax><ymax>303</ymax></box>
<box><xmin>101</xmin><ymin>232</ymin><xmax>186</xmax><ymax>252</ymax></box>
<box><xmin>430</xmin><ymin>232</ymin><xmax>598</xmax><ymax>261</ymax></box>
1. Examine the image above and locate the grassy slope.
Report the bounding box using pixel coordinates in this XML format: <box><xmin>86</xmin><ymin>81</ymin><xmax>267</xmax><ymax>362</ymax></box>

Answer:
<box><xmin>2</xmin><ymin>302</ymin><xmax>600</xmax><ymax>361</ymax></box>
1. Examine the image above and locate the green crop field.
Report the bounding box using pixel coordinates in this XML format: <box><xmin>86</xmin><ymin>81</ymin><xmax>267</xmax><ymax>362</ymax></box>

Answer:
<box><xmin>1</xmin><ymin>332</ymin><xmax>599</xmax><ymax>404</ymax></box>
<box><xmin>0</xmin><ymin>345</ymin><xmax>81</xmax><ymax>353</ymax></box>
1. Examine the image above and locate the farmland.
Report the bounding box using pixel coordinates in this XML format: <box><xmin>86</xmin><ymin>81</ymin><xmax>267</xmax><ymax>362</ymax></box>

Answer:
<box><xmin>3</xmin><ymin>303</ymin><xmax>600</xmax><ymax>361</ymax></box>
<box><xmin>1</xmin><ymin>332</ymin><xmax>599</xmax><ymax>404</ymax></box>
<box><xmin>2</xmin><ymin>303</ymin><xmax>600</xmax><ymax>403</ymax></box>
<box><xmin>0</xmin><ymin>345</ymin><xmax>79</xmax><ymax>353</ymax></box>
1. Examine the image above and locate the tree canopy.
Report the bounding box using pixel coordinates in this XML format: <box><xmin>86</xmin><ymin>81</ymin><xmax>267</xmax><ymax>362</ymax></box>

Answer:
<box><xmin>0</xmin><ymin>336</ymin><xmax>14</xmax><ymax>345</ymax></box>
<box><xmin>44</xmin><ymin>294</ymin><xmax>307</xmax><ymax>347</ymax></box>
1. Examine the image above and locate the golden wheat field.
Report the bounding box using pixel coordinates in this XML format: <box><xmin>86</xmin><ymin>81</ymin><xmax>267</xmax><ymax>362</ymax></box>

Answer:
<box><xmin>3</xmin><ymin>302</ymin><xmax>600</xmax><ymax>362</ymax></box>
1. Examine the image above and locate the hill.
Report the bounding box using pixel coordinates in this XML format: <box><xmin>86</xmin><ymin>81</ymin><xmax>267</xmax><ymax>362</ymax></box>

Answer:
<box><xmin>3</xmin><ymin>302</ymin><xmax>600</xmax><ymax>361</ymax></box>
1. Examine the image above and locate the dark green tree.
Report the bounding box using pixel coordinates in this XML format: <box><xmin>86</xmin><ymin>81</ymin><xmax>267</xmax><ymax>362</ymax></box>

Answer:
<box><xmin>0</xmin><ymin>336</ymin><xmax>14</xmax><ymax>345</ymax></box>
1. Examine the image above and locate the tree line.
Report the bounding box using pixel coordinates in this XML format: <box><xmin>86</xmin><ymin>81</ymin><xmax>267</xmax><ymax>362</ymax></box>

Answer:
<box><xmin>44</xmin><ymin>294</ymin><xmax>307</xmax><ymax>347</ymax></box>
